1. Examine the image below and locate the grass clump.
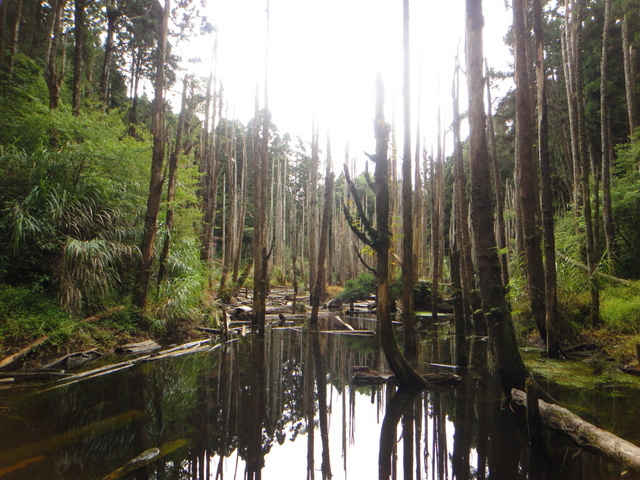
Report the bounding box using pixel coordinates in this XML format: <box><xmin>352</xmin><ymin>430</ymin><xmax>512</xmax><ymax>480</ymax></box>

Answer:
<box><xmin>600</xmin><ymin>283</ymin><xmax>640</xmax><ymax>334</ymax></box>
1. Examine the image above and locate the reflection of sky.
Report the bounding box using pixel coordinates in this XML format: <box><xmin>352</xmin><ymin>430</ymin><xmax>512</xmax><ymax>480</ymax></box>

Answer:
<box><xmin>207</xmin><ymin>383</ymin><xmax>464</xmax><ymax>479</ymax></box>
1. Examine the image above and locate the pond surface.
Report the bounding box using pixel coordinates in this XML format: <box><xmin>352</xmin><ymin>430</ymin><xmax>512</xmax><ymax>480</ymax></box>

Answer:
<box><xmin>0</xmin><ymin>316</ymin><xmax>639</xmax><ymax>480</ymax></box>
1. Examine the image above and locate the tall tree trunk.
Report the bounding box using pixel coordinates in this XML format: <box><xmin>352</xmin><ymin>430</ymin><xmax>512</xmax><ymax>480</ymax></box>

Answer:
<box><xmin>252</xmin><ymin>0</ymin><xmax>270</xmax><ymax>335</ymax></box>
<box><xmin>310</xmin><ymin>150</ymin><xmax>334</xmax><ymax>326</ymax></box>
<box><xmin>158</xmin><ymin>75</ymin><xmax>189</xmax><ymax>286</ymax></box>
<box><xmin>133</xmin><ymin>0</ymin><xmax>170</xmax><ymax>316</ymax></box>
<box><xmin>371</xmin><ymin>74</ymin><xmax>426</xmax><ymax>388</ymax></box>
<box><xmin>485</xmin><ymin>64</ymin><xmax>509</xmax><ymax>288</ymax></box>
<box><xmin>3</xmin><ymin>0</ymin><xmax>23</xmax><ymax>83</ymax></box>
<box><xmin>532</xmin><ymin>0</ymin><xmax>560</xmax><ymax>358</ymax></box>
<box><xmin>72</xmin><ymin>0</ymin><xmax>87</xmax><ymax>115</ymax></box>
<box><xmin>308</xmin><ymin>122</ymin><xmax>320</xmax><ymax>293</ymax></box>
<box><xmin>466</xmin><ymin>0</ymin><xmax>528</xmax><ymax>397</ymax></box>
<box><xmin>600</xmin><ymin>0</ymin><xmax>615</xmax><ymax>272</ymax></box>
<box><xmin>44</xmin><ymin>0</ymin><xmax>67</xmax><ymax>109</ymax></box>
<box><xmin>570</xmin><ymin>0</ymin><xmax>600</xmax><ymax>326</ymax></box>
<box><xmin>401</xmin><ymin>0</ymin><xmax>417</xmax><ymax>353</ymax></box>
<box><xmin>514</xmin><ymin>0</ymin><xmax>547</xmax><ymax>342</ymax></box>
<box><xmin>622</xmin><ymin>9</ymin><xmax>638</xmax><ymax>137</ymax></box>
<box><xmin>431</xmin><ymin>114</ymin><xmax>444</xmax><ymax>327</ymax></box>
<box><xmin>100</xmin><ymin>0</ymin><xmax>121</xmax><ymax>109</ymax></box>
<box><xmin>454</xmin><ymin>58</ymin><xmax>478</xmax><ymax>333</ymax></box>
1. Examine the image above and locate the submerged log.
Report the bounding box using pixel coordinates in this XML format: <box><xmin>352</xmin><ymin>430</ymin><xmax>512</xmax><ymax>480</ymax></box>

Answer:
<box><xmin>41</xmin><ymin>349</ymin><xmax>103</xmax><ymax>371</ymax></box>
<box><xmin>115</xmin><ymin>340</ymin><xmax>161</xmax><ymax>355</ymax></box>
<box><xmin>351</xmin><ymin>367</ymin><xmax>461</xmax><ymax>387</ymax></box>
<box><xmin>511</xmin><ymin>388</ymin><xmax>640</xmax><ymax>472</ymax></box>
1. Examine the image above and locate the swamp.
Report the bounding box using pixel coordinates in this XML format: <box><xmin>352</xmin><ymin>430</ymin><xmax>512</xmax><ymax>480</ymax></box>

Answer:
<box><xmin>1</xmin><ymin>314</ymin><xmax>640</xmax><ymax>479</ymax></box>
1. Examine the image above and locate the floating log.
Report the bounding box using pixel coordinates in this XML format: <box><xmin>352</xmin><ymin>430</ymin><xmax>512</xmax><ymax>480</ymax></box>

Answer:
<box><xmin>0</xmin><ymin>371</ymin><xmax>72</xmax><ymax>380</ymax></box>
<box><xmin>115</xmin><ymin>340</ymin><xmax>161</xmax><ymax>355</ymax></box>
<box><xmin>511</xmin><ymin>388</ymin><xmax>640</xmax><ymax>472</ymax></box>
<box><xmin>41</xmin><ymin>349</ymin><xmax>103</xmax><ymax>371</ymax></box>
<box><xmin>351</xmin><ymin>367</ymin><xmax>461</xmax><ymax>387</ymax></box>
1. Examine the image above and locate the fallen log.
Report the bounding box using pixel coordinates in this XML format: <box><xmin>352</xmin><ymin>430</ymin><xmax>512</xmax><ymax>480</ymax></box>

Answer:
<box><xmin>511</xmin><ymin>388</ymin><xmax>640</xmax><ymax>472</ymax></box>
<box><xmin>41</xmin><ymin>348</ymin><xmax>103</xmax><ymax>371</ymax></box>
<box><xmin>0</xmin><ymin>306</ymin><xmax>124</xmax><ymax>370</ymax></box>
<box><xmin>115</xmin><ymin>340</ymin><xmax>161</xmax><ymax>355</ymax></box>
<box><xmin>0</xmin><ymin>336</ymin><xmax>49</xmax><ymax>370</ymax></box>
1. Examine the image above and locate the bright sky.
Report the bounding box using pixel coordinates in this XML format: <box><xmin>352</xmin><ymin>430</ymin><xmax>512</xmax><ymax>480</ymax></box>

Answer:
<box><xmin>188</xmin><ymin>0</ymin><xmax>512</xmax><ymax>167</ymax></box>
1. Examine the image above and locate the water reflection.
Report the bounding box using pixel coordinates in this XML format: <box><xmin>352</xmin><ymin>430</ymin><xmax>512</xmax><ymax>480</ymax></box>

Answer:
<box><xmin>0</xmin><ymin>317</ymin><xmax>636</xmax><ymax>479</ymax></box>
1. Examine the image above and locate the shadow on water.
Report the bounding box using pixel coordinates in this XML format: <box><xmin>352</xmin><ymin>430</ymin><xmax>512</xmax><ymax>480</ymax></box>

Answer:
<box><xmin>0</xmin><ymin>316</ymin><xmax>638</xmax><ymax>479</ymax></box>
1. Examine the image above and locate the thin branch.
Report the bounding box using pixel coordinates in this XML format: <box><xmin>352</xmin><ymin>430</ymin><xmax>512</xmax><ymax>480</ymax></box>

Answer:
<box><xmin>354</xmin><ymin>244</ymin><xmax>376</xmax><ymax>274</ymax></box>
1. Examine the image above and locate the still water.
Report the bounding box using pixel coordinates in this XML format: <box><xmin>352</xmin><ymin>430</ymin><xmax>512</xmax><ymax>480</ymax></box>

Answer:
<box><xmin>0</xmin><ymin>316</ymin><xmax>638</xmax><ymax>479</ymax></box>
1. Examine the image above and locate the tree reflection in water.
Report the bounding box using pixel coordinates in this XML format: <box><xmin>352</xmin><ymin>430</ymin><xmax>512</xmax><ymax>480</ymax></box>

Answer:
<box><xmin>0</xmin><ymin>318</ymin><xmax>635</xmax><ymax>479</ymax></box>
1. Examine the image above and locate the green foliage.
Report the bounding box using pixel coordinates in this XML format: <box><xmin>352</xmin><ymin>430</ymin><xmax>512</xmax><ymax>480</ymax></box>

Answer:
<box><xmin>155</xmin><ymin>237</ymin><xmax>206</xmax><ymax>329</ymax></box>
<box><xmin>0</xmin><ymin>110</ymin><xmax>150</xmax><ymax>315</ymax></box>
<box><xmin>600</xmin><ymin>284</ymin><xmax>640</xmax><ymax>334</ymax></box>
<box><xmin>0</xmin><ymin>284</ymin><xmax>72</xmax><ymax>343</ymax></box>
<box><xmin>336</xmin><ymin>272</ymin><xmax>375</xmax><ymax>304</ymax></box>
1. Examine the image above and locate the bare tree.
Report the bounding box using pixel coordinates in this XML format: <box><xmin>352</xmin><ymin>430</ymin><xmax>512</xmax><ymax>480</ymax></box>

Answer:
<box><xmin>401</xmin><ymin>0</ymin><xmax>417</xmax><ymax>353</ymax></box>
<box><xmin>344</xmin><ymin>74</ymin><xmax>426</xmax><ymax>388</ymax></box>
<box><xmin>466</xmin><ymin>0</ymin><xmax>528</xmax><ymax>396</ymax></box>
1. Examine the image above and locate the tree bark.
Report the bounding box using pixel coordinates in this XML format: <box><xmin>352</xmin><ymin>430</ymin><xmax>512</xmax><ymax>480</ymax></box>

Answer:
<box><xmin>511</xmin><ymin>388</ymin><xmax>640</xmax><ymax>473</ymax></box>
<box><xmin>44</xmin><ymin>0</ymin><xmax>67</xmax><ymax>109</ymax></box>
<box><xmin>310</xmin><ymin>150</ymin><xmax>333</xmax><ymax>326</ymax></box>
<box><xmin>100</xmin><ymin>0</ymin><xmax>121</xmax><ymax>109</ymax></box>
<box><xmin>133</xmin><ymin>0</ymin><xmax>169</xmax><ymax>315</ymax></box>
<box><xmin>401</xmin><ymin>0</ymin><xmax>416</xmax><ymax>353</ymax></box>
<box><xmin>532</xmin><ymin>0</ymin><xmax>560</xmax><ymax>358</ymax></box>
<box><xmin>72</xmin><ymin>0</ymin><xmax>87</xmax><ymax>115</ymax></box>
<box><xmin>466</xmin><ymin>0</ymin><xmax>528</xmax><ymax>397</ymax></box>
<box><xmin>372</xmin><ymin>74</ymin><xmax>426</xmax><ymax>388</ymax></box>
<box><xmin>514</xmin><ymin>0</ymin><xmax>547</xmax><ymax>342</ymax></box>
<box><xmin>158</xmin><ymin>75</ymin><xmax>189</xmax><ymax>286</ymax></box>
<box><xmin>622</xmin><ymin>10</ymin><xmax>638</xmax><ymax>137</ymax></box>
<box><xmin>600</xmin><ymin>0</ymin><xmax>615</xmax><ymax>272</ymax></box>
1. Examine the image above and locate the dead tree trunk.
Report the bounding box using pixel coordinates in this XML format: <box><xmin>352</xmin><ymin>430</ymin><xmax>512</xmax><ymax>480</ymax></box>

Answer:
<box><xmin>310</xmin><ymin>150</ymin><xmax>334</xmax><ymax>326</ymax></box>
<box><xmin>343</xmin><ymin>75</ymin><xmax>426</xmax><ymax>388</ymax></box>
<box><xmin>466</xmin><ymin>0</ymin><xmax>529</xmax><ymax>397</ymax></box>
<box><xmin>401</xmin><ymin>0</ymin><xmax>417</xmax><ymax>353</ymax></box>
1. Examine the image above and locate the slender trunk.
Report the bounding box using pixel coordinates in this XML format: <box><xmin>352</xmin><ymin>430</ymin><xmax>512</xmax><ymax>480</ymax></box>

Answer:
<box><xmin>0</xmin><ymin>0</ymin><xmax>7</xmax><ymax>76</ymax></box>
<box><xmin>4</xmin><ymin>0</ymin><xmax>23</xmax><ymax>82</ymax></box>
<box><xmin>431</xmin><ymin>113</ymin><xmax>444</xmax><ymax>327</ymax></box>
<box><xmin>252</xmin><ymin>0</ymin><xmax>270</xmax><ymax>335</ymax></box>
<box><xmin>455</xmin><ymin>59</ymin><xmax>478</xmax><ymax>333</ymax></box>
<box><xmin>532</xmin><ymin>0</ymin><xmax>560</xmax><ymax>358</ymax></box>
<box><xmin>401</xmin><ymin>0</ymin><xmax>416</xmax><ymax>353</ymax></box>
<box><xmin>622</xmin><ymin>11</ymin><xmax>638</xmax><ymax>136</ymax></box>
<box><xmin>310</xmin><ymin>150</ymin><xmax>334</xmax><ymax>326</ymax></box>
<box><xmin>44</xmin><ymin>0</ymin><xmax>67</xmax><ymax>110</ymax></box>
<box><xmin>133</xmin><ymin>0</ymin><xmax>170</xmax><ymax>316</ymax></box>
<box><xmin>158</xmin><ymin>76</ymin><xmax>189</xmax><ymax>286</ymax></box>
<box><xmin>514</xmin><ymin>0</ymin><xmax>547</xmax><ymax>341</ymax></box>
<box><xmin>72</xmin><ymin>0</ymin><xmax>86</xmax><ymax>115</ymax></box>
<box><xmin>485</xmin><ymin>64</ymin><xmax>509</xmax><ymax>287</ymax></box>
<box><xmin>100</xmin><ymin>1</ymin><xmax>120</xmax><ymax>109</ymax></box>
<box><xmin>466</xmin><ymin>0</ymin><xmax>528</xmax><ymax>397</ymax></box>
<box><xmin>600</xmin><ymin>0</ymin><xmax>615</xmax><ymax>271</ymax></box>
<box><xmin>372</xmin><ymin>74</ymin><xmax>426</xmax><ymax>388</ymax></box>
<box><xmin>571</xmin><ymin>0</ymin><xmax>600</xmax><ymax>326</ymax></box>
<box><xmin>308</xmin><ymin>122</ymin><xmax>320</xmax><ymax>292</ymax></box>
